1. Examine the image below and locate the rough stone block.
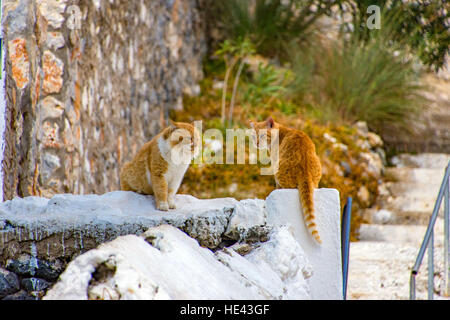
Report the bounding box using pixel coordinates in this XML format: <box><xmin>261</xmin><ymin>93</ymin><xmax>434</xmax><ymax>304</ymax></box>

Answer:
<box><xmin>46</xmin><ymin>32</ymin><xmax>65</xmax><ymax>50</ymax></box>
<box><xmin>21</xmin><ymin>277</ymin><xmax>50</xmax><ymax>292</ymax></box>
<box><xmin>39</xmin><ymin>96</ymin><xmax>65</xmax><ymax>120</ymax></box>
<box><xmin>42</xmin><ymin>50</ymin><xmax>64</xmax><ymax>94</ymax></box>
<box><xmin>37</xmin><ymin>0</ymin><xmax>68</xmax><ymax>29</ymax></box>
<box><xmin>224</xmin><ymin>199</ymin><xmax>270</xmax><ymax>242</ymax></box>
<box><xmin>44</xmin><ymin>225</ymin><xmax>312</xmax><ymax>300</ymax></box>
<box><xmin>0</xmin><ymin>267</ymin><xmax>20</xmax><ymax>298</ymax></box>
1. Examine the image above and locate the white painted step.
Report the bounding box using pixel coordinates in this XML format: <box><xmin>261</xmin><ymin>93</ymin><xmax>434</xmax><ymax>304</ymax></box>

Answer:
<box><xmin>382</xmin><ymin>196</ymin><xmax>439</xmax><ymax>215</ymax></box>
<box><xmin>377</xmin><ymin>165</ymin><xmax>448</xmax><ymax>224</ymax></box>
<box><xmin>358</xmin><ymin>221</ymin><xmax>445</xmax><ymax>246</ymax></box>
<box><xmin>391</xmin><ymin>153</ymin><xmax>450</xmax><ymax>169</ymax></box>
<box><xmin>385</xmin><ymin>181</ymin><xmax>442</xmax><ymax>199</ymax></box>
<box><xmin>385</xmin><ymin>168</ymin><xmax>446</xmax><ymax>184</ymax></box>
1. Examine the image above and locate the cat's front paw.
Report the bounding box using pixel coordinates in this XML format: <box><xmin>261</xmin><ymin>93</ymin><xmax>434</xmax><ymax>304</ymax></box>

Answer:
<box><xmin>168</xmin><ymin>195</ymin><xmax>176</xmax><ymax>209</ymax></box>
<box><xmin>157</xmin><ymin>201</ymin><xmax>169</xmax><ymax>211</ymax></box>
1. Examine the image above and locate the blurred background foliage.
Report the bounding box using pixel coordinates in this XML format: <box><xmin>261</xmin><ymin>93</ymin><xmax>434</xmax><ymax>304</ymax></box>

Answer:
<box><xmin>171</xmin><ymin>0</ymin><xmax>449</xmax><ymax>239</ymax></box>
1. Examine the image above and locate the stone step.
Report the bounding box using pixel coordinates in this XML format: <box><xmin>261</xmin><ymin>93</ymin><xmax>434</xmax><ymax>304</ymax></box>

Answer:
<box><xmin>381</xmin><ymin>195</ymin><xmax>438</xmax><ymax>214</ymax></box>
<box><xmin>431</xmin><ymin>118</ymin><xmax>450</xmax><ymax>130</ymax></box>
<box><xmin>431</xmin><ymin>113</ymin><xmax>450</xmax><ymax>124</ymax></box>
<box><xmin>358</xmin><ymin>221</ymin><xmax>445</xmax><ymax>246</ymax></box>
<box><xmin>365</xmin><ymin>208</ymin><xmax>437</xmax><ymax>225</ymax></box>
<box><xmin>385</xmin><ymin>181</ymin><xmax>441</xmax><ymax>199</ymax></box>
<box><xmin>385</xmin><ymin>168</ymin><xmax>446</xmax><ymax>184</ymax></box>
<box><xmin>390</xmin><ymin>154</ymin><xmax>450</xmax><ymax>169</ymax></box>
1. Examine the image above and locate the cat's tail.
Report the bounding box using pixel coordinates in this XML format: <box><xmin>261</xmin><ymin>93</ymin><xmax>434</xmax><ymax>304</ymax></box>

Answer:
<box><xmin>298</xmin><ymin>177</ymin><xmax>322</xmax><ymax>244</ymax></box>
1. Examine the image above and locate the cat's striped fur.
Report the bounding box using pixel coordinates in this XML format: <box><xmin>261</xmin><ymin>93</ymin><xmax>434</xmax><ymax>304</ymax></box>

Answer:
<box><xmin>250</xmin><ymin>117</ymin><xmax>323</xmax><ymax>244</ymax></box>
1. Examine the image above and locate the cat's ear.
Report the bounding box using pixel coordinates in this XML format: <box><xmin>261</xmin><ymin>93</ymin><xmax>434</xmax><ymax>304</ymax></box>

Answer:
<box><xmin>168</xmin><ymin>119</ymin><xmax>177</xmax><ymax>128</ymax></box>
<box><xmin>163</xmin><ymin>120</ymin><xmax>177</xmax><ymax>139</ymax></box>
<box><xmin>266</xmin><ymin>117</ymin><xmax>274</xmax><ymax>129</ymax></box>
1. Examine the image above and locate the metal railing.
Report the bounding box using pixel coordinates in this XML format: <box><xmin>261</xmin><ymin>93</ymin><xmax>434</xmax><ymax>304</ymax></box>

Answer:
<box><xmin>341</xmin><ymin>197</ymin><xmax>352</xmax><ymax>300</ymax></box>
<box><xmin>410</xmin><ymin>161</ymin><xmax>450</xmax><ymax>300</ymax></box>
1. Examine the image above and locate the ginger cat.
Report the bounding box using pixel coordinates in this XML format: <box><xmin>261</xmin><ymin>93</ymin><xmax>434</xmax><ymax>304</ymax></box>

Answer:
<box><xmin>250</xmin><ymin>117</ymin><xmax>323</xmax><ymax>243</ymax></box>
<box><xmin>120</xmin><ymin>121</ymin><xmax>201</xmax><ymax>211</ymax></box>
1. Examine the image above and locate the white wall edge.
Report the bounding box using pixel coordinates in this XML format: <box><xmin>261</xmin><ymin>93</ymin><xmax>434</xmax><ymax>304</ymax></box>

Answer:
<box><xmin>0</xmin><ymin>5</ymin><xmax>5</xmax><ymax>202</ymax></box>
<box><xmin>265</xmin><ymin>188</ymin><xmax>343</xmax><ymax>300</ymax></box>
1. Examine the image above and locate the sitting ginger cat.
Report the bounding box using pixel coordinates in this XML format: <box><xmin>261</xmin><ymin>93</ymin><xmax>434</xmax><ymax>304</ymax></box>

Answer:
<box><xmin>120</xmin><ymin>121</ymin><xmax>201</xmax><ymax>211</ymax></box>
<box><xmin>250</xmin><ymin>117</ymin><xmax>323</xmax><ymax>243</ymax></box>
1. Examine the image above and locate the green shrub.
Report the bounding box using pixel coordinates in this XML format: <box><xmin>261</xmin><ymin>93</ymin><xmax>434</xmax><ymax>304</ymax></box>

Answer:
<box><xmin>215</xmin><ymin>38</ymin><xmax>257</xmax><ymax>126</ymax></box>
<box><xmin>290</xmin><ymin>29</ymin><xmax>429</xmax><ymax>132</ymax></box>
<box><xmin>344</xmin><ymin>0</ymin><xmax>450</xmax><ymax>71</ymax></box>
<box><xmin>216</xmin><ymin>0</ymin><xmax>336</xmax><ymax>59</ymax></box>
<box><xmin>215</xmin><ymin>0</ymin><xmax>449</xmax><ymax>70</ymax></box>
<box><xmin>243</xmin><ymin>63</ymin><xmax>288</xmax><ymax>107</ymax></box>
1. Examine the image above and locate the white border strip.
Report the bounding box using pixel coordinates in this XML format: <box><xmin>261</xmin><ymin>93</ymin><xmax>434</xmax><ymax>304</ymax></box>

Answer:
<box><xmin>0</xmin><ymin>2</ymin><xmax>6</xmax><ymax>201</ymax></box>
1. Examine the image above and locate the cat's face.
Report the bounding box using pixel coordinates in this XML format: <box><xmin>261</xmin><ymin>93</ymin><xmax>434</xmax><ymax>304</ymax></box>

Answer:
<box><xmin>164</xmin><ymin>121</ymin><xmax>201</xmax><ymax>161</ymax></box>
<box><xmin>249</xmin><ymin>118</ymin><xmax>276</xmax><ymax>150</ymax></box>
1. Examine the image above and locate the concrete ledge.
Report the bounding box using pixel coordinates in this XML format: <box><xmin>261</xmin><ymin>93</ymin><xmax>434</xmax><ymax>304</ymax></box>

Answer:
<box><xmin>0</xmin><ymin>192</ymin><xmax>239</xmax><ymax>264</ymax></box>
<box><xmin>0</xmin><ymin>188</ymin><xmax>342</xmax><ymax>300</ymax></box>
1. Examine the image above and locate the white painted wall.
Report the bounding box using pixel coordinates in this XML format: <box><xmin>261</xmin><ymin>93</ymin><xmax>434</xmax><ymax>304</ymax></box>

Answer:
<box><xmin>266</xmin><ymin>188</ymin><xmax>343</xmax><ymax>300</ymax></box>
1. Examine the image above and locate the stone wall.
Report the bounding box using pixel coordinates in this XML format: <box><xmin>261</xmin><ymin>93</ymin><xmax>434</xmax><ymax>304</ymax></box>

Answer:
<box><xmin>2</xmin><ymin>0</ymin><xmax>206</xmax><ymax>200</ymax></box>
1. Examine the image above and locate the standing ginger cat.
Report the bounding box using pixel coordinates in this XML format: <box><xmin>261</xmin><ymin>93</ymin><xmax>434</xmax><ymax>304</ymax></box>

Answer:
<box><xmin>120</xmin><ymin>121</ymin><xmax>201</xmax><ymax>211</ymax></box>
<box><xmin>250</xmin><ymin>117</ymin><xmax>323</xmax><ymax>243</ymax></box>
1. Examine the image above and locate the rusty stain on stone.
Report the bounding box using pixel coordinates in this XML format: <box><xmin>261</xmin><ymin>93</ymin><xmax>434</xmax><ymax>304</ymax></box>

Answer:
<box><xmin>42</xmin><ymin>50</ymin><xmax>64</xmax><ymax>94</ymax></box>
<box><xmin>12</xmin><ymin>87</ymin><xmax>16</xmax><ymax>107</ymax></box>
<box><xmin>9</xmin><ymin>38</ymin><xmax>30</xmax><ymax>89</ymax></box>
<box><xmin>73</xmin><ymin>80</ymin><xmax>81</xmax><ymax>121</ymax></box>
<box><xmin>32</xmin><ymin>67</ymin><xmax>42</xmax><ymax>111</ymax></box>
<box><xmin>70</xmin><ymin>45</ymin><xmax>82</xmax><ymax>62</ymax></box>
<box><xmin>117</xmin><ymin>135</ymin><xmax>123</xmax><ymax>164</ymax></box>
<box><xmin>41</xmin><ymin>121</ymin><xmax>62</xmax><ymax>149</ymax></box>
<box><xmin>75</xmin><ymin>126</ymin><xmax>81</xmax><ymax>141</ymax></box>
<box><xmin>32</xmin><ymin>162</ymin><xmax>41</xmax><ymax>196</ymax></box>
<box><xmin>171</xmin><ymin>0</ymin><xmax>180</xmax><ymax>24</ymax></box>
